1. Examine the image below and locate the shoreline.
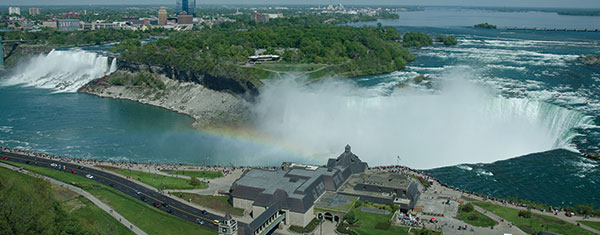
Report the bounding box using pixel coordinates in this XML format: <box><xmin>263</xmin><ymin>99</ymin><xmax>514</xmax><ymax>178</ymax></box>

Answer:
<box><xmin>78</xmin><ymin>71</ymin><xmax>252</xmax><ymax>129</ymax></box>
<box><xmin>1</xmin><ymin>146</ymin><xmax>597</xmax><ymax>211</ymax></box>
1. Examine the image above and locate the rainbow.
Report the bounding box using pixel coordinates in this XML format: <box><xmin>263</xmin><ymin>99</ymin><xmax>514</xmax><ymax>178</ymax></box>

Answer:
<box><xmin>196</xmin><ymin>126</ymin><xmax>331</xmax><ymax>165</ymax></box>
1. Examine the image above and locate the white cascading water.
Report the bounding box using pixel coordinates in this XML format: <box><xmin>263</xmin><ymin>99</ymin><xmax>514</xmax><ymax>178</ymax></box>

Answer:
<box><xmin>1</xmin><ymin>49</ymin><xmax>117</xmax><ymax>93</ymax></box>
<box><xmin>252</xmin><ymin>78</ymin><xmax>594</xmax><ymax>169</ymax></box>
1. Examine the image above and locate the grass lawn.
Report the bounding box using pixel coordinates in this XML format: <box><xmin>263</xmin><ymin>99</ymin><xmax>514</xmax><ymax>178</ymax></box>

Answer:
<box><xmin>348</xmin><ymin>207</ymin><xmax>410</xmax><ymax>235</ymax></box>
<box><xmin>173</xmin><ymin>192</ymin><xmax>244</xmax><ymax>216</ymax></box>
<box><xmin>0</xmin><ymin>166</ymin><xmax>132</xmax><ymax>235</ymax></box>
<box><xmin>6</xmin><ymin>161</ymin><xmax>215</xmax><ymax>235</ymax></box>
<box><xmin>474</xmin><ymin>201</ymin><xmax>595</xmax><ymax>235</ymax></box>
<box><xmin>160</xmin><ymin>169</ymin><xmax>223</xmax><ymax>179</ymax></box>
<box><xmin>66</xmin><ymin>195</ymin><xmax>133</xmax><ymax>235</ymax></box>
<box><xmin>578</xmin><ymin>220</ymin><xmax>600</xmax><ymax>231</ymax></box>
<box><xmin>98</xmin><ymin>165</ymin><xmax>207</xmax><ymax>190</ymax></box>
<box><xmin>457</xmin><ymin>204</ymin><xmax>497</xmax><ymax>227</ymax></box>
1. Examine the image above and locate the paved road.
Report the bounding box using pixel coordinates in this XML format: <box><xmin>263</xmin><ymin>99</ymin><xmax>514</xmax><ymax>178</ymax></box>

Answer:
<box><xmin>0</xmin><ymin>151</ymin><xmax>248</xmax><ymax>233</ymax></box>
<box><xmin>0</xmin><ymin>162</ymin><xmax>147</xmax><ymax>235</ymax></box>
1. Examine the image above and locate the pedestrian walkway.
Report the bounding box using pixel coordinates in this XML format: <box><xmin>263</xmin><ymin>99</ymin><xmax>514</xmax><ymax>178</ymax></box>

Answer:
<box><xmin>464</xmin><ymin>194</ymin><xmax>600</xmax><ymax>234</ymax></box>
<box><xmin>0</xmin><ymin>162</ymin><xmax>147</xmax><ymax>235</ymax></box>
<box><xmin>472</xmin><ymin>205</ymin><xmax>526</xmax><ymax>235</ymax></box>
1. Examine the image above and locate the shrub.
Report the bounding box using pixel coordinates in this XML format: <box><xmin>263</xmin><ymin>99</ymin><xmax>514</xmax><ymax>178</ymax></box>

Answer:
<box><xmin>413</xmin><ymin>228</ymin><xmax>439</xmax><ymax>235</ymax></box>
<box><xmin>402</xmin><ymin>32</ymin><xmax>433</xmax><ymax>48</ymax></box>
<box><xmin>189</xmin><ymin>176</ymin><xmax>203</xmax><ymax>186</ymax></box>
<box><xmin>354</xmin><ymin>200</ymin><xmax>363</xmax><ymax>208</ymax></box>
<box><xmin>374</xmin><ymin>222</ymin><xmax>391</xmax><ymax>230</ymax></box>
<box><xmin>436</xmin><ymin>35</ymin><xmax>458</xmax><ymax>46</ymax></box>
<box><xmin>344</xmin><ymin>211</ymin><xmax>358</xmax><ymax>225</ymax></box>
<box><xmin>467</xmin><ymin>213</ymin><xmax>480</xmax><ymax>221</ymax></box>
<box><xmin>336</xmin><ymin>222</ymin><xmax>358</xmax><ymax>235</ymax></box>
<box><xmin>289</xmin><ymin>218</ymin><xmax>320</xmax><ymax>233</ymax></box>
<box><xmin>462</xmin><ymin>203</ymin><xmax>474</xmax><ymax>212</ymax></box>
<box><xmin>518</xmin><ymin>210</ymin><xmax>532</xmax><ymax>218</ymax></box>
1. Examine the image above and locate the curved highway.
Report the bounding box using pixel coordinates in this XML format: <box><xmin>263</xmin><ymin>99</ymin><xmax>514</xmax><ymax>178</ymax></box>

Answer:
<box><xmin>0</xmin><ymin>151</ymin><xmax>248</xmax><ymax>233</ymax></box>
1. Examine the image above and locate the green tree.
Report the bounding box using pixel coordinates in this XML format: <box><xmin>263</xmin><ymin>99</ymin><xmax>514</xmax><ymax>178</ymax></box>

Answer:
<box><xmin>462</xmin><ymin>203</ymin><xmax>475</xmax><ymax>212</ymax></box>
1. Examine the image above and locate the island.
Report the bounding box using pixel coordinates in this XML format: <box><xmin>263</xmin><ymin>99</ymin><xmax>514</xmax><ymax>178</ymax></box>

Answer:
<box><xmin>474</xmin><ymin>23</ymin><xmax>497</xmax><ymax>29</ymax></box>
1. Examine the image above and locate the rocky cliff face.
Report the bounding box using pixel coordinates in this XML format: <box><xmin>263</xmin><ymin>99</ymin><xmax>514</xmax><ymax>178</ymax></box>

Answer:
<box><xmin>80</xmin><ymin>70</ymin><xmax>252</xmax><ymax>129</ymax></box>
<box><xmin>117</xmin><ymin>60</ymin><xmax>260</xmax><ymax>99</ymax></box>
<box><xmin>3</xmin><ymin>44</ymin><xmax>54</xmax><ymax>68</ymax></box>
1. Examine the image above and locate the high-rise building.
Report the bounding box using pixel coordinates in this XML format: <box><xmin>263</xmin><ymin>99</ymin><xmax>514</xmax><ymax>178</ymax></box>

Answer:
<box><xmin>177</xmin><ymin>13</ymin><xmax>193</xmax><ymax>25</ymax></box>
<box><xmin>28</xmin><ymin>8</ymin><xmax>40</xmax><ymax>16</ymax></box>
<box><xmin>176</xmin><ymin>0</ymin><xmax>196</xmax><ymax>16</ymax></box>
<box><xmin>251</xmin><ymin>11</ymin><xmax>269</xmax><ymax>23</ymax></box>
<box><xmin>8</xmin><ymin>7</ymin><xmax>20</xmax><ymax>16</ymax></box>
<box><xmin>158</xmin><ymin>7</ymin><xmax>167</xmax><ymax>25</ymax></box>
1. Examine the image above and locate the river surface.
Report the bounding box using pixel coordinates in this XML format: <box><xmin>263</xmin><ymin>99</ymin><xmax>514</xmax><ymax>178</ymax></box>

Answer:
<box><xmin>1</xmin><ymin>7</ymin><xmax>599</xmax><ymax>207</ymax></box>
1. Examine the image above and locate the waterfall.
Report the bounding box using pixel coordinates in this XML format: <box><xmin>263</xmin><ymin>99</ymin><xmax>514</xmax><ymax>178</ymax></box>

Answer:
<box><xmin>1</xmin><ymin>49</ymin><xmax>117</xmax><ymax>93</ymax></box>
<box><xmin>252</xmin><ymin>79</ymin><xmax>595</xmax><ymax>169</ymax></box>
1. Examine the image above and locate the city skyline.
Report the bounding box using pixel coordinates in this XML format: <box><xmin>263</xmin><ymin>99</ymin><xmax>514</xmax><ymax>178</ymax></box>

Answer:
<box><xmin>1</xmin><ymin>0</ymin><xmax>600</xmax><ymax>8</ymax></box>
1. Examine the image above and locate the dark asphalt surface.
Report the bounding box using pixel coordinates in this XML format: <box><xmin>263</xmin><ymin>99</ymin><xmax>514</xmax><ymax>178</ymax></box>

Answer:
<box><xmin>0</xmin><ymin>151</ymin><xmax>249</xmax><ymax>233</ymax></box>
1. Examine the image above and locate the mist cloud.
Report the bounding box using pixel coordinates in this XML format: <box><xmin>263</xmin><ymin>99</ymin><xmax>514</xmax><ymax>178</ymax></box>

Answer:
<box><xmin>251</xmin><ymin>69</ymin><xmax>589</xmax><ymax>169</ymax></box>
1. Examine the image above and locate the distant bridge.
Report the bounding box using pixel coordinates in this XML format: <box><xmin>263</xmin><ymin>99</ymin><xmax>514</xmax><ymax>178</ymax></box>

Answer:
<box><xmin>501</xmin><ymin>26</ymin><xmax>600</xmax><ymax>32</ymax></box>
<box><xmin>0</xmin><ymin>36</ymin><xmax>27</xmax><ymax>69</ymax></box>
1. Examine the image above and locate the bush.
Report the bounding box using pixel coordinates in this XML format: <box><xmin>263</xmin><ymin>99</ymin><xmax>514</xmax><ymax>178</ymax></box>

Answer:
<box><xmin>518</xmin><ymin>210</ymin><xmax>532</xmax><ymax>218</ymax></box>
<box><xmin>467</xmin><ymin>213</ymin><xmax>480</xmax><ymax>221</ymax></box>
<box><xmin>188</xmin><ymin>176</ymin><xmax>202</xmax><ymax>186</ymax></box>
<box><xmin>289</xmin><ymin>218</ymin><xmax>320</xmax><ymax>233</ymax></box>
<box><xmin>108</xmin><ymin>75</ymin><xmax>127</xmax><ymax>85</ymax></box>
<box><xmin>354</xmin><ymin>200</ymin><xmax>363</xmax><ymax>208</ymax></box>
<box><xmin>436</xmin><ymin>35</ymin><xmax>458</xmax><ymax>46</ymax></box>
<box><xmin>402</xmin><ymin>32</ymin><xmax>433</xmax><ymax>48</ymax></box>
<box><xmin>374</xmin><ymin>222</ymin><xmax>391</xmax><ymax>230</ymax></box>
<box><xmin>413</xmin><ymin>228</ymin><xmax>440</xmax><ymax>235</ymax></box>
<box><xmin>462</xmin><ymin>203</ymin><xmax>474</xmax><ymax>212</ymax></box>
<box><xmin>336</xmin><ymin>222</ymin><xmax>358</xmax><ymax>235</ymax></box>
<box><xmin>344</xmin><ymin>210</ymin><xmax>358</xmax><ymax>225</ymax></box>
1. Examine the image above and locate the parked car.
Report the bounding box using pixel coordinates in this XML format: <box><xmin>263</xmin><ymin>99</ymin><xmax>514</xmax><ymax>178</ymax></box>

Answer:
<box><xmin>135</xmin><ymin>190</ymin><xmax>141</xmax><ymax>195</ymax></box>
<box><xmin>196</xmin><ymin>218</ymin><xmax>204</xmax><ymax>225</ymax></box>
<box><xmin>50</xmin><ymin>163</ymin><xmax>57</xmax><ymax>167</ymax></box>
<box><xmin>213</xmin><ymin>219</ymin><xmax>220</xmax><ymax>225</ymax></box>
<box><xmin>70</xmin><ymin>170</ymin><xmax>77</xmax><ymax>174</ymax></box>
<box><xmin>201</xmin><ymin>210</ymin><xmax>208</xmax><ymax>215</ymax></box>
<box><xmin>162</xmin><ymin>202</ymin><xmax>169</xmax><ymax>208</ymax></box>
<box><xmin>85</xmin><ymin>174</ymin><xmax>93</xmax><ymax>179</ymax></box>
<box><xmin>1</xmin><ymin>157</ymin><xmax>8</xmax><ymax>160</ymax></box>
<box><xmin>140</xmin><ymin>196</ymin><xmax>146</xmax><ymax>202</ymax></box>
<box><xmin>152</xmin><ymin>202</ymin><xmax>161</xmax><ymax>208</ymax></box>
<box><xmin>167</xmin><ymin>208</ymin><xmax>173</xmax><ymax>214</ymax></box>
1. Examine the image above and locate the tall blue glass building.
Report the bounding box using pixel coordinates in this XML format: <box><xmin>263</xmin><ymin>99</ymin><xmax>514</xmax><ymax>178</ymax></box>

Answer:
<box><xmin>176</xmin><ymin>0</ymin><xmax>196</xmax><ymax>16</ymax></box>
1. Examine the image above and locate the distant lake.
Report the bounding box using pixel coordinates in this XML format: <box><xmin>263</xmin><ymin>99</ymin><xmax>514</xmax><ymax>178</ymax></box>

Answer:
<box><xmin>351</xmin><ymin>7</ymin><xmax>600</xmax><ymax>29</ymax></box>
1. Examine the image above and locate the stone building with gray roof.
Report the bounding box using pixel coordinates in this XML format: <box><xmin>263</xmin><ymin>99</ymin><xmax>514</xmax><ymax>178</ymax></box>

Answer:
<box><xmin>231</xmin><ymin>145</ymin><xmax>367</xmax><ymax>227</ymax></box>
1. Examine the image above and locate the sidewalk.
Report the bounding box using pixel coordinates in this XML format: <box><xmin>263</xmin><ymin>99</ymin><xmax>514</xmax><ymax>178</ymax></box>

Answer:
<box><xmin>464</xmin><ymin>194</ymin><xmax>600</xmax><ymax>234</ymax></box>
<box><xmin>0</xmin><ymin>162</ymin><xmax>147</xmax><ymax>235</ymax></box>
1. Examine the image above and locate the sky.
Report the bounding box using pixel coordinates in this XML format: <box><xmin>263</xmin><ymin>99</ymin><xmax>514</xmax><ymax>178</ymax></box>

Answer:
<box><xmin>1</xmin><ymin>0</ymin><xmax>600</xmax><ymax>8</ymax></box>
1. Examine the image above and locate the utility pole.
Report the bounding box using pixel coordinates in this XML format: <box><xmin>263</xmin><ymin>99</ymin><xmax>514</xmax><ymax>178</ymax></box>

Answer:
<box><xmin>319</xmin><ymin>218</ymin><xmax>322</xmax><ymax>235</ymax></box>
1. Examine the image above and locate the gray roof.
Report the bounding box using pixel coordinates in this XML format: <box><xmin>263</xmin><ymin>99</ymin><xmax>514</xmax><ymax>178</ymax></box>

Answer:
<box><xmin>231</xmin><ymin>145</ymin><xmax>368</xmax><ymax>213</ymax></box>
<box><xmin>327</xmin><ymin>145</ymin><xmax>368</xmax><ymax>174</ymax></box>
